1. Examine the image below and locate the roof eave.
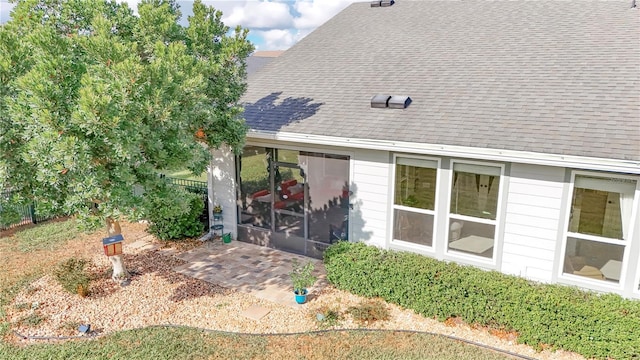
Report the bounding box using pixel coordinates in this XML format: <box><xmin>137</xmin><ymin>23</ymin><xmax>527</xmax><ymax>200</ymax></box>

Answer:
<box><xmin>247</xmin><ymin>129</ymin><xmax>640</xmax><ymax>175</ymax></box>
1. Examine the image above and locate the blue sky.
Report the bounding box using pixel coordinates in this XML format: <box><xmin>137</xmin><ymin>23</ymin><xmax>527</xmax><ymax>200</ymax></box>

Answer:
<box><xmin>0</xmin><ymin>0</ymin><xmax>360</xmax><ymax>50</ymax></box>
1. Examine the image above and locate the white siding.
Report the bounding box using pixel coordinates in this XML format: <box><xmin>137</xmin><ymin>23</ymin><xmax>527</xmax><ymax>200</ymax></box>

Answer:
<box><xmin>350</xmin><ymin>149</ymin><xmax>391</xmax><ymax>248</ymax></box>
<box><xmin>501</xmin><ymin>164</ymin><xmax>565</xmax><ymax>282</ymax></box>
<box><xmin>209</xmin><ymin>145</ymin><xmax>237</xmax><ymax>238</ymax></box>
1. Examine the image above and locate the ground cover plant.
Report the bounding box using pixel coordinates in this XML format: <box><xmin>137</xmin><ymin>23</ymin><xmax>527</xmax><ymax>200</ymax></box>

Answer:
<box><xmin>324</xmin><ymin>241</ymin><xmax>640</xmax><ymax>360</ymax></box>
<box><xmin>53</xmin><ymin>258</ymin><xmax>91</xmax><ymax>297</ymax></box>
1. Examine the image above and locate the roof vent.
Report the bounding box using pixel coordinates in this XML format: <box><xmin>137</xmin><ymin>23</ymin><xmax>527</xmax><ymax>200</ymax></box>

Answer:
<box><xmin>371</xmin><ymin>0</ymin><xmax>394</xmax><ymax>7</ymax></box>
<box><xmin>371</xmin><ymin>95</ymin><xmax>391</xmax><ymax>108</ymax></box>
<box><xmin>371</xmin><ymin>95</ymin><xmax>411</xmax><ymax>109</ymax></box>
<box><xmin>388</xmin><ymin>96</ymin><xmax>412</xmax><ymax>109</ymax></box>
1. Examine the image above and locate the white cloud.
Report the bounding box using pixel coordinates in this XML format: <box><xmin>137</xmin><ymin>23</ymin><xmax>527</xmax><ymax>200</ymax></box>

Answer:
<box><xmin>223</xmin><ymin>1</ymin><xmax>293</xmax><ymax>29</ymax></box>
<box><xmin>0</xmin><ymin>0</ymin><xmax>360</xmax><ymax>50</ymax></box>
<box><xmin>116</xmin><ymin>0</ymin><xmax>140</xmax><ymax>15</ymax></box>
<box><xmin>293</xmin><ymin>0</ymin><xmax>353</xmax><ymax>29</ymax></box>
<box><xmin>253</xmin><ymin>29</ymin><xmax>295</xmax><ymax>50</ymax></box>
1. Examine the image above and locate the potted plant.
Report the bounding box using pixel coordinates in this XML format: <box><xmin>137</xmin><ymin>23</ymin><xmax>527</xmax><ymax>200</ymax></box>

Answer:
<box><xmin>289</xmin><ymin>259</ymin><xmax>317</xmax><ymax>304</ymax></box>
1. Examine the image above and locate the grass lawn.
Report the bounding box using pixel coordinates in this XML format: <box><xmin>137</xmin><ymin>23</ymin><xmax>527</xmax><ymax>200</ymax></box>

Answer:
<box><xmin>0</xmin><ymin>220</ymin><xmax>517</xmax><ymax>360</ymax></box>
<box><xmin>162</xmin><ymin>169</ymin><xmax>208</xmax><ymax>182</ymax></box>
<box><xmin>0</xmin><ymin>327</ymin><xmax>515</xmax><ymax>360</ymax></box>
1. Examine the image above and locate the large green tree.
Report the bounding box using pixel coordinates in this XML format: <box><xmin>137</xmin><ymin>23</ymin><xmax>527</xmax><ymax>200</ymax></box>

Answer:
<box><xmin>0</xmin><ymin>0</ymin><xmax>253</xmax><ymax>282</ymax></box>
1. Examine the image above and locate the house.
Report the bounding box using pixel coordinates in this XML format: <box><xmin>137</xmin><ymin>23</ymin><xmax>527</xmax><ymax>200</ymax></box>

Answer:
<box><xmin>246</xmin><ymin>50</ymin><xmax>283</xmax><ymax>76</ymax></box>
<box><xmin>208</xmin><ymin>0</ymin><xmax>640</xmax><ymax>298</ymax></box>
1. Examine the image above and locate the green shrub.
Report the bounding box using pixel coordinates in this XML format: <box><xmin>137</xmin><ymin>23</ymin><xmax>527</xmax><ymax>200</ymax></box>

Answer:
<box><xmin>143</xmin><ymin>184</ymin><xmax>205</xmax><ymax>241</ymax></box>
<box><xmin>324</xmin><ymin>242</ymin><xmax>640</xmax><ymax>360</ymax></box>
<box><xmin>314</xmin><ymin>305</ymin><xmax>343</xmax><ymax>328</ymax></box>
<box><xmin>54</xmin><ymin>258</ymin><xmax>90</xmax><ymax>296</ymax></box>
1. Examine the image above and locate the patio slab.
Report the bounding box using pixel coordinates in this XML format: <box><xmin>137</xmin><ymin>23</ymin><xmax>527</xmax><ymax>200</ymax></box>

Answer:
<box><xmin>242</xmin><ymin>305</ymin><xmax>271</xmax><ymax>321</ymax></box>
<box><xmin>173</xmin><ymin>239</ymin><xmax>327</xmax><ymax>307</ymax></box>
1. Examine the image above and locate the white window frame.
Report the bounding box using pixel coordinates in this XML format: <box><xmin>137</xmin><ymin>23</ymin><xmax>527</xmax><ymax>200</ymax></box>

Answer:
<box><xmin>390</xmin><ymin>154</ymin><xmax>441</xmax><ymax>251</ymax></box>
<box><xmin>445</xmin><ymin>160</ymin><xmax>505</xmax><ymax>264</ymax></box>
<box><xmin>559</xmin><ymin>171</ymin><xmax>639</xmax><ymax>290</ymax></box>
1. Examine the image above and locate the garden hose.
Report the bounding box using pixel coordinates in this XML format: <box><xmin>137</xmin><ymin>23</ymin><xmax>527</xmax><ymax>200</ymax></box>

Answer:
<box><xmin>14</xmin><ymin>325</ymin><xmax>539</xmax><ymax>360</ymax></box>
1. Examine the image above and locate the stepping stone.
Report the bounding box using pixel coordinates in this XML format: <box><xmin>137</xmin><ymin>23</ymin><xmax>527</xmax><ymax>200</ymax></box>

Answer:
<box><xmin>127</xmin><ymin>240</ymin><xmax>149</xmax><ymax>249</ymax></box>
<box><xmin>241</xmin><ymin>305</ymin><xmax>271</xmax><ymax>321</ymax></box>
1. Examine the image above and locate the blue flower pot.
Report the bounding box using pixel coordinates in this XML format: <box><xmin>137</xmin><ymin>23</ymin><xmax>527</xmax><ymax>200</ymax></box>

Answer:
<box><xmin>294</xmin><ymin>289</ymin><xmax>308</xmax><ymax>304</ymax></box>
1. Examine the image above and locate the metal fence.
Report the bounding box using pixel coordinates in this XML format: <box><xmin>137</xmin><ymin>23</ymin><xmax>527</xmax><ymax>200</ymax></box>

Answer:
<box><xmin>1</xmin><ymin>177</ymin><xmax>209</xmax><ymax>231</ymax></box>
<box><xmin>163</xmin><ymin>176</ymin><xmax>210</xmax><ymax>228</ymax></box>
<box><xmin>0</xmin><ymin>190</ymin><xmax>55</xmax><ymax>230</ymax></box>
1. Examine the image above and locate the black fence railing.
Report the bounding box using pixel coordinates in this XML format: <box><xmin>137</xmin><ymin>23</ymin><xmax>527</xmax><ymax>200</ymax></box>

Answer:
<box><xmin>162</xmin><ymin>176</ymin><xmax>209</xmax><ymax>228</ymax></box>
<box><xmin>162</xmin><ymin>176</ymin><xmax>208</xmax><ymax>195</ymax></box>
<box><xmin>1</xmin><ymin>190</ymin><xmax>55</xmax><ymax>230</ymax></box>
<box><xmin>1</xmin><ymin>176</ymin><xmax>209</xmax><ymax>231</ymax></box>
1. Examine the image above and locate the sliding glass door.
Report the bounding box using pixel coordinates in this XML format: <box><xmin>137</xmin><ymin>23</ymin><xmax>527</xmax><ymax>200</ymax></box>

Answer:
<box><xmin>237</xmin><ymin>146</ymin><xmax>350</xmax><ymax>258</ymax></box>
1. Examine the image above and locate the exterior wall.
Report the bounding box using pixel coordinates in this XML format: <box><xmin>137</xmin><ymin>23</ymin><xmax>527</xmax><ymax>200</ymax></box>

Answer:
<box><xmin>212</xmin><ymin>138</ymin><xmax>640</xmax><ymax>297</ymax></box>
<box><xmin>209</xmin><ymin>145</ymin><xmax>238</xmax><ymax>239</ymax></box>
<box><xmin>629</xmin><ymin>204</ymin><xmax>640</xmax><ymax>297</ymax></box>
<box><xmin>501</xmin><ymin>164</ymin><xmax>566</xmax><ymax>282</ymax></box>
<box><xmin>350</xmin><ymin>148</ymin><xmax>391</xmax><ymax>248</ymax></box>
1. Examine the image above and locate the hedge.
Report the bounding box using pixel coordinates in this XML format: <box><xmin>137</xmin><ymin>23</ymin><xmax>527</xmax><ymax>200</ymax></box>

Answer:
<box><xmin>323</xmin><ymin>242</ymin><xmax>640</xmax><ymax>359</ymax></box>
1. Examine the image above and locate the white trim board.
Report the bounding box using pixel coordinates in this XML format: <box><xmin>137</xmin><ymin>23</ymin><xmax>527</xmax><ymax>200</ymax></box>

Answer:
<box><xmin>247</xmin><ymin>131</ymin><xmax>640</xmax><ymax>175</ymax></box>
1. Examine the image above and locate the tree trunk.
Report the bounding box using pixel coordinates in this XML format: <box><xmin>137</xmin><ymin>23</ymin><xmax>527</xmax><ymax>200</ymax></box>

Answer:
<box><xmin>106</xmin><ymin>218</ymin><xmax>130</xmax><ymax>284</ymax></box>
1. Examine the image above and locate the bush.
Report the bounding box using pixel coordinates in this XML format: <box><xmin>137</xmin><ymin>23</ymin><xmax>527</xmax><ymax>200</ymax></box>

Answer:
<box><xmin>313</xmin><ymin>305</ymin><xmax>343</xmax><ymax>328</ymax></box>
<box><xmin>347</xmin><ymin>299</ymin><xmax>390</xmax><ymax>324</ymax></box>
<box><xmin>143</xmin><ymin>185</ymin><xmax>205</xmax><ymax>241</ymax></box>
<box><xmin>324</xmin><ymin>242</ymin><xmax>640</xmax><ymax>360</ymax></box>
<box><xmin>54</xmin><ymin>258</ymin><xmax>90</xmax><ymax>297</ymax></box>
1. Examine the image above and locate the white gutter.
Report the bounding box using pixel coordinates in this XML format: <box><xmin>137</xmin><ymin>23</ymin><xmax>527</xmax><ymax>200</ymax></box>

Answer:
<box><xmin>247</xmin><ymin>130</ymin><xmax>640</xmax><ymax>175</ymax></box>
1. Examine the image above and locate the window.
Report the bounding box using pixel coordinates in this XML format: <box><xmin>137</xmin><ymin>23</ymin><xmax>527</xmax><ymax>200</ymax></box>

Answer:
<box><xmin>447</xmin><ymin>162</ymin><xmax>502</xmax><ymax>259</ymax></box>
<box><xmin>392</xmin><ymin>157</ymin><xmax>437</xmax><ymax>247</ymax></box>
<box><xmin>562</xmin><ymin>174</ymin><xmax>637</xmax><ymax>284</ymax></box>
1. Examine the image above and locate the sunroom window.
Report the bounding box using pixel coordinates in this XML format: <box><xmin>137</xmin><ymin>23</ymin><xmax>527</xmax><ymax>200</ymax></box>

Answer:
<box><xmin>562</xmin><ymin>174</ymin><xmax>637</xmax><ymax>284</ymax></box>
<box><xmin>392</xmin><ymin>157</ymin><xmax>437</xmax><ymax>247</ymax></box>
<box><xmin>447</xmin><ymin>163</ymin><xmax>502</xmax><ymax>259</ymax></box>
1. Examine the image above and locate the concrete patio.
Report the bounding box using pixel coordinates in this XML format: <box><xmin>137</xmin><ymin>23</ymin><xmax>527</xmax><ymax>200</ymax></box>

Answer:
<box><xmin>172</xmin><ymin>239</ymin><xmax>328</xmax><ymax>307</ymax></box>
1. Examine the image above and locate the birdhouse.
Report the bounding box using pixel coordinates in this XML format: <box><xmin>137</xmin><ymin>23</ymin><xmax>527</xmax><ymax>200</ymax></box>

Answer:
<box><xmin>102</xmin><ymin>234</ymin><xmax>124</xmax><ymax>256</ymax></box>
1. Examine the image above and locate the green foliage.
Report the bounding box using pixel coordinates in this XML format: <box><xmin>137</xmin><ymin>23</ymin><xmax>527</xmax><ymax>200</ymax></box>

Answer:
<box><xmin>144</xmin><ymin>184</ymin><xmax>204</xmax><ymax>240</ymax></box>
<box><xmin>289</xmin><ymin>259</ymin><xmax>317</xmax><ymax>293</ymax></box>
<box><xmin>11</xmin><ymin>219</ymin><xmax>79</xmax><ymax>252</ymax></box>
<box><xmin>324</xmin><ymin>242</ymin><xmax>640</xmax><ymax>360</ymax></box>
<box><xmin>314</xmin><ymin>306</ymin><xmax>343</xmax><ymax>328</ymax></box>
<box><xmin>53</xmin><ymin>258</ymin><xmax>90</xmax><ymax>296</ymax></box>
<box><xmin>401</xmin><ymin>195</ymin><xmax>419</xmax><ymax>207</ymax></box>
<box><xmin>0</xmin><ymin>200</ymin><xmax>22</xmax><ymax>228</ymax></box>
<box><xmin>347</xmin><ymin>299</ymin><xmax>390</xmax><ymax>324</ymax></box>
<box><xmin>0</xmin><ymin>0</ymin><xmax>253</xmax><ymax>228</ymax></box>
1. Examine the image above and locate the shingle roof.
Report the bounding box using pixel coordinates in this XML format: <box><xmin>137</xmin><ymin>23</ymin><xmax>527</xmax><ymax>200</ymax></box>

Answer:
<box><xmin>241</xmin><ymin>0</ymin><xmax>640</xmax><ymax>161</ymax></box>
<box><xmin>246</xmin><ymin>51</ymin><xmax>284</xmax><ymax>76</ymax></box>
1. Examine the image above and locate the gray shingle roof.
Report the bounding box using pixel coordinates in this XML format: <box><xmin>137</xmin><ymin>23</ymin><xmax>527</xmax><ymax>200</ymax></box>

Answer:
<box><xmin>246</xmin><ymin>51</ymin><xmax>283</xmax><ymax>76</ymax></box>
<box><xmin>241</xmin><ymin>0</ymin><xmax>640</xmax><ymax>161</ymax></box>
